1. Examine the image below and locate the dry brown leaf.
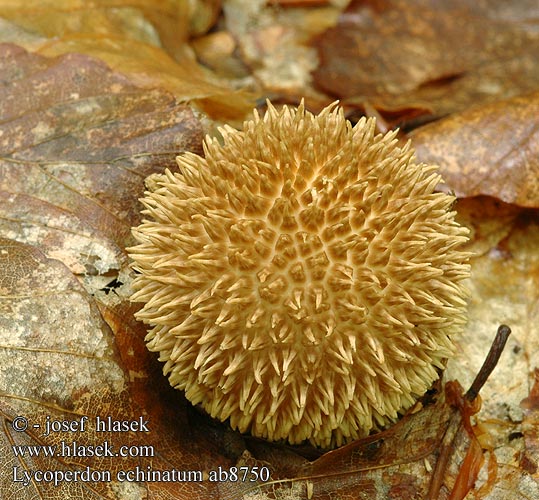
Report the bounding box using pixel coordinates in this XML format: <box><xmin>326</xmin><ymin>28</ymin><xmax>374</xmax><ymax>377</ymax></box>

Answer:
<box><xmin>0</xmin><ymin>0</ymin><xmax>253</xmax><ymax>121</ymax></box>
<box><xmin>0</xmin><ymin>44</ymin><xmax>231</xmax><ymax>500</ymax></box>
<box><xmin>411</xmin><ymin>92</ymin><xmax>539</xmax><ymax>208</ymax></box>
<box><xmin>37</xmin><ymin>36</ymin><xmax>253</xmax><ymax>122</ymax></box>
<box><xmin>0</xmin><ymin>0</ymin><xmax>193</xmax><ymax>54</ymax></box>
<box><xmin>313</xmin><ymin>0</ymin><xmax>539</xmax><ymax>124</ymax></box>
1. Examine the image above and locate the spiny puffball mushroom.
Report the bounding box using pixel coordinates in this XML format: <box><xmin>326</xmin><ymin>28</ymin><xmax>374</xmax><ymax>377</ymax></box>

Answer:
<box><xmin>129</xmin><ymin>101</ymin><xmax>470</xmax><ymax>448</ymax></box>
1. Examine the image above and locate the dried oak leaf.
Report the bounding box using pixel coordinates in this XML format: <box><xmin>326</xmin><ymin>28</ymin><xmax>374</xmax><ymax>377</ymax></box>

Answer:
<box><xmin>313</xmin><ymin>0</ymin><xmax>539</xmax><ymax>124</ymax></box>
<box><xmin>0</xmin><ymin>43</ymin><xmax>235</xmax><ymax>500</ymax></box>
<box><xmin>0</xmin><ymin>0</ymin><xmax>194</xmax><ymax>54</ymax></box>
<box><xmin>411</xmin><ymin>92</ymin><xmax>539</xmax><ymax>208</ymax></box>
<box><xmin>0</xmin><ymin>0</ymin><xmax>252</xmax><ymax>120</ymax></box>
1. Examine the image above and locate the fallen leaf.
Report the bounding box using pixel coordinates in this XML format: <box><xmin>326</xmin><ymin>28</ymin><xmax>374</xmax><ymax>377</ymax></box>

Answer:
<box><xmin>0</xmin><ymin>44</ymin><xmax>232</xmax><ymax>500</ymax></box>
<box><xmin>0</xmin><ymin>0</ymin><xmax>193</xmax><ymax>53</ymax></box>
<box><xmin>313</xmin><ymin>0</ymin><xmax>539</xmax><ymax>124</ymax></box>
<box><xmin>0</xmin><ymin>1</ymin><xmax>253</xmax><ymax>120</ymax></box>
<box><xmin>411</xmin><ymin>92</ymin><xmax>539</xmax><ymax>208</ymax></box>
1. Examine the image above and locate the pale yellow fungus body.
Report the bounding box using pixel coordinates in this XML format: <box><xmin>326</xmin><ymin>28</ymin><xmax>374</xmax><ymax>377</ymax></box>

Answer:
<box><xmin>129</xmin><ymin>102</ymin><xmax>470</xmax><ymax>448</ymax></box>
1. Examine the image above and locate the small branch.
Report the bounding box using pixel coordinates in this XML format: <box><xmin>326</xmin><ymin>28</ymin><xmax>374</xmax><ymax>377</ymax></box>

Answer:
<box><xmin>427</xmin><ymin>324</ymin><xmax>512</xmax><ymax>500</ymax></box>
<box><xmin>465</xmin><ymin>325</ymin><xmax>511</xmax><ymax>402</ymax></box>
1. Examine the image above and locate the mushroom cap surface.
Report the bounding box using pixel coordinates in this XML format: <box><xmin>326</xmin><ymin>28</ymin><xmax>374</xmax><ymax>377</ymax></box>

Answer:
<box><xmin>129</xmin><ymin>102</ymin><xmax>470</xmax><ymax>447</ymax></box>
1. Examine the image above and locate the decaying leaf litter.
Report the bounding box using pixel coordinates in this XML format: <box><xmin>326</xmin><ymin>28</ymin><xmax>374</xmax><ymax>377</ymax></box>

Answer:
<box><xmin>0</xmin><ymin>1</ymin><xmax>538</xmax><ymax>499</ymax></box>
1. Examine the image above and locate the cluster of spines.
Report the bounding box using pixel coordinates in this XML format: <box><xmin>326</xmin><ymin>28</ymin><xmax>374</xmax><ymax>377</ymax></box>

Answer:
<box><xmin>129</xmin><ymin>101</ymin><xmax>470</xmax><ymax>447</ymax></box>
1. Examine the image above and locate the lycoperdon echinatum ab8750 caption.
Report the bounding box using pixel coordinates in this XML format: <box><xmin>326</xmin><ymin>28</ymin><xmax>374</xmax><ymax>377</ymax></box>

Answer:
<box><xmin>128</xmin><ymin>101</ymin><xmax>470</xmax><ymax>449</ymax></box>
